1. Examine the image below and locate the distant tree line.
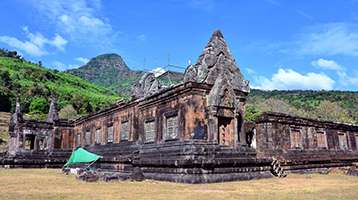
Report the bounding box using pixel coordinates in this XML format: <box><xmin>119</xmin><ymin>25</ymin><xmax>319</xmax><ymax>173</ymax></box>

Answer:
<box><xmin>245</xmin><ymin>89</ymin><xmax>358</xmax><ymax>125</ymax></box>
<box><xmin>0</xmin><ymin>49</ymin><xmax>22</xmax><ymax>59</ymax></box>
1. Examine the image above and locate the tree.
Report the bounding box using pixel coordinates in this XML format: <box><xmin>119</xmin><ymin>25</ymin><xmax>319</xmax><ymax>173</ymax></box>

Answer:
<box><xmin>244</xmin><ymin>104</ymin><xmax>262</xmax><ymax>122</ymax></box>
<box><xmin>0</xmin><ymin>69</ymin><xmax>12</xmax><ymax>89</ymax></box>
<box><xmin>314</xmin><ymin>100</ymin><xmax>352</xmax><ymax>123</ymax></box>
<box><xmin>29</xmin><ymin>97</ymin><xmax>49</xmax><ymax>114</ymax></box>
<box><xmin>59</xmin><ymin>104</ymin><xmax>78</xmax><ymax>119</ymax></box>
<box><xmin>256</xmin><ymin>98</ymin><xmax>304</xmax><ymax>116</ymax></box>
<box><xmin>71</xmin><ymin>93</ymin><xmax>93</xmax><ymax>114</ymax></box>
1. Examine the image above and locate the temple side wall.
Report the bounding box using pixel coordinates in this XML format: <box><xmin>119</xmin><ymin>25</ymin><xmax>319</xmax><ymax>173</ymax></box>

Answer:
<box><xmin>71</xmin><ymin>86</ymin><xmax>213</xmax><ymax>149</ymax></box>
<box><xmin>254</xmin><ymin>113</ymin><xmax>358</xmax><ymax>172</ymax></box>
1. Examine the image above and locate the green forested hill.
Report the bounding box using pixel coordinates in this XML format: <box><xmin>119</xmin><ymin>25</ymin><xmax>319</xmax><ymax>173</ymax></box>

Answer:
<box><xmin>0</xmin><ymin>55</ymin><xmax>121</xmax><ymax>120</ymax></box>
<box><xmin>246</xmin><ymin>89</ymin><xmax>358</xmax><ymax>124</ymax></box>
<box><xmin>67</xmin><ymin>53</ymin><xmax>144</xmax><ymax>94</ymax></box>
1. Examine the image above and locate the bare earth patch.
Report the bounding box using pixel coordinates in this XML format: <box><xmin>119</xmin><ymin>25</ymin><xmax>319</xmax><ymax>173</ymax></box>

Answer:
<box><xmin>0</xmin><ymin>169</ymin><xmax>357</xmax><ymax>200</ymax></box>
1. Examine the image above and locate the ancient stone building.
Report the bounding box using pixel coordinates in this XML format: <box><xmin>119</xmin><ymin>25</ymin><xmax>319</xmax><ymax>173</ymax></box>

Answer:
<box><xmin>2</xmin><ymin>30</ymin><xmax>358</xmax><ymax>183</ymax></box>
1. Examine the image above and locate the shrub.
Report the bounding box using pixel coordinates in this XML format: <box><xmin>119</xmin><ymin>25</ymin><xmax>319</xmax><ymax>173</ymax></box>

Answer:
<box><xmin>29</xmin><ymin>97</ymin><xmax>49</xmax><ymax>114</ymax></box>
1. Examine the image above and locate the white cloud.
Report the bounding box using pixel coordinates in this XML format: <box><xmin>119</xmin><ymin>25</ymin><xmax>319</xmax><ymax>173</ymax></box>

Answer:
<box><xmin>51</xmin><ymin>61</ymin><xmax>68</xmax><ymax>70</ymax></box>
<box><xmin>75</xmin><ymin>57</ymin><xmax>89</xmax><ymax>64</ymax></box>
<box><xmin>0</xmin><ymin>36</ymin><xmax>46</xmax><ymax>57</ymax></box>
<box><xmin>250</xmin><ymin>23</ymin><xmax>358</xmax><ymax>58</ymax></box>
<box><xmin>246</xmin><ymin>68</ymin><xmax>256</xmax><ymax>76</ymax></box>
<box><xmin>137</xmin><ymin>34</ymin><xmax>147</xmax><ymax>41</ymax></box>
<box><xmin>311</xmin><ymin>58</ymin><xmax>358</xmax><ymax>87</ymax></box>
<box><xmin>295</xmin><ymin>9</ymin><xmax>313</xmax><ymax>20</ymax></box>
<box><xmin>297</xmin><ymin>23</ymin><xmax>358</xmax><ymax>56</ymax></box>
<box><xmin>311</xmin><ymin>58</ymin><xmax>343</xmax><ymax>71</ymax></box>
<box><xmin>23</xmin><ymin>26</ymin><xmax>67</xmax><ymax>51</ymax></box>
<box><xmin>68</xmin><ymin>64</ymin><xmax>80</xmax><ymax>69</ymax></box>
<box><xmin>0</xmin><ymin>27</ymin><xmax>67</xmax><ymax>57</ymax></box>
<box><xmin>51</xmin><ymin>35</ymin><xmax>68</xmax><ymax>51</ymax></box>
<box><xmin>151</xmin><ymin>67</ymin><xmax>167</xmax><ymax>77</ymax></box>
<box><xmin>51</xmin><ymin>60</ymin><xmax>80</xmax><ymax>71</ymax></box>
<box><xmin>32</xmin><ymin>0</ymin><xmax>114</xmax><ymax>47</ymax></box>
<box><xmin>337</xmin><ymin>70</ymin><xmax>358</xmax><ymax>87</ymax></box>
<box><xmin>253</xmin><ymin>68</ymin><xmax>335</xmax><ymax>90</ymax></box>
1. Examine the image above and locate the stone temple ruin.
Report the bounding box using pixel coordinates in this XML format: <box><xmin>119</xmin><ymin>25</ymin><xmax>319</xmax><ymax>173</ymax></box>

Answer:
<box><xmin>1</xmin><ymin>30</ymin><xmax>358</xmax><ymax>183</ymax></box>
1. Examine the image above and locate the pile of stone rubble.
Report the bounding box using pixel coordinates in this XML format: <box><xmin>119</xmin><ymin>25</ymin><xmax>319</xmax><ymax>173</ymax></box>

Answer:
<box><xmin>347</xmin><ymin>163</ymin><xmax>358</xmax><ymax>177</ymax></box>
<box><xmin>73</xmin><ymin>167</ymin><xmax>145</xmax><ymax>182</ymax></box>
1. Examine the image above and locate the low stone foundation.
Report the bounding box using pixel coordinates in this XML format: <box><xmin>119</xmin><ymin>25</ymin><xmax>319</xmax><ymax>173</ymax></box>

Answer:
<box><xmin>2</xmin><ymin>141</ymin><xmax>358</xmax><ymax>183</ymax></box>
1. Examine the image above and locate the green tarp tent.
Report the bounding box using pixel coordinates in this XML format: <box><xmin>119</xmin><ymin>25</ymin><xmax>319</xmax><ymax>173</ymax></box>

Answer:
<box><xmin>64</xmin><ymin>147</ymin><xmax>102</xmax><ymax>167</ymax></box>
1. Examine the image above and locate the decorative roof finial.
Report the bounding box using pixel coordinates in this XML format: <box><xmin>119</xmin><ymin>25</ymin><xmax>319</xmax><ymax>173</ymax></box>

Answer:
<box><xmin>9</xmin><ymin>96</ymin><xmax>23</xmax><ymax>131</ymax></box>
<box><xmin>211</xmin><ymin>29</ymin><xmax>224</xmax><ymax>39</ymax></box>
<box><xmin>47</xmin><ymin>94</ymin><xmax>59</xmax><ymax>123</ymax></box>
<box><xmin>183</xmin><ymin>29</ymin><xmax>250</xmax><ymax>92</ymax></box>
<box><xmin>15</xmin><ymin>96</ymin><xmax>21</xmax><ymax>115</ymax></box>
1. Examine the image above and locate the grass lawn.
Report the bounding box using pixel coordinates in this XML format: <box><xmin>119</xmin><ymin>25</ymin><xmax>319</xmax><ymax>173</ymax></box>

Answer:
<box><xmin>0</xmin><ymin>169</ymin><xmax>357</xmax><ymax>200</ymax></box>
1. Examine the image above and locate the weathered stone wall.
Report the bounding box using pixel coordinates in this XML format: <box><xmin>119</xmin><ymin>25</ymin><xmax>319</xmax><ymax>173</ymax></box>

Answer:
<box><xmin>253</xmin><ymin>112</ymin><xmax>358</xmax><ymax>172</ymax></box>
<box><xmin>71</xmin><ymin>83</ymin><xmax>214</xmax><ymax>148</ymax></box>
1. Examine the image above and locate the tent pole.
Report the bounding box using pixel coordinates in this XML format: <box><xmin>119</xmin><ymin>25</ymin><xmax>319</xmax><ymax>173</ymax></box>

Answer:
<box><xmin>86</xmin><ymin>160</ymin><xmax>97</xmax><ymax>169</ymax></box>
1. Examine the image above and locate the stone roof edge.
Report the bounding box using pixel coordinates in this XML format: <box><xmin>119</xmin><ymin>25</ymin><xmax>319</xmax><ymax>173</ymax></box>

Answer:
<box><xmin>256</xmin><ymin>111</ymin><xmax>358</xmax><ymax>130</ymax></box>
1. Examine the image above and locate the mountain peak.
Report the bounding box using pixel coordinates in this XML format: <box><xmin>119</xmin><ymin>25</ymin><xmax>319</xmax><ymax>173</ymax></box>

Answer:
<box><xmin>67</xmin><ymin>53</ymin><xmax>143</xmax><ymax>94</ymax></box>
<box><xmin>86</xmin><ymin>53</ymin><xmax>130</xmax><ymax>71</ymax></box>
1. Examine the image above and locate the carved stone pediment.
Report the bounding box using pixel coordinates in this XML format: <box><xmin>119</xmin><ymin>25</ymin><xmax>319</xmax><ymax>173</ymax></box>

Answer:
<box><xmin>47</xmin><ymin>95</ymin><xmax>59</xmax><ymax>123</ymax></box>
<box><xmin>184</xmin><ymin>30</ymin><xmax>250</xmax><ymax>93</ymax></box>
<box><xmin>132</xmin><ymin>72</ymin><xmax>162</xmax><ymax>99</ymax></box>
<box><xmin>208</xmin><ymin>73</ymin><xmax>237</xmax><ymax>108</ymax></box>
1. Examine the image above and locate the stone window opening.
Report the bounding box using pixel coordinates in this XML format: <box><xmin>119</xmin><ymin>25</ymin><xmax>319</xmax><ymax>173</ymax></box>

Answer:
<box><xmin>107</xmin><ymin>126</ymin><xmax>114</xmax><ymax>143</ymax></box>
<box><xmin>54</xmin><ymin>130</ymin><xmax>62</xmax><ymax>149</ymax></box>
<box><xmin>237</xmin><ymin>115</ymin><xmax>243</xmax><ymax>143</ymax></box>
<box><xmin>144</xmin><ymin>120</ymin><xmax>156</xmax><ymax>143</ymax></box>
<box><xmin>290</xmin><ymin>128</ymin><xmax>302</xmax><ymax>149</ymax></box>
<box><xmin>338</xmin><ymin>132</ymin><xmax>348</xmax><ymax>150</ymax></box>
<box><xmin>316</xmin><ymin>130</ymin><xmax>328</xmax><ymax>149</ymax></box>
<box><xmin>120</xmin><ymin>121</ymin><xmax>129</xmax><ymax>141</ymax></box>
<box><xmin>38</xmin><ymin>138</ymin><xmax>46</xmax><ymax>151</ymax></box>
<box><xmin>246</xmin><ymin>128</ymin><xmax>256</xmax><ymax>149</ymax></box>
<box><xmin>218</xmin><ymin>116</ymin><xmax>233</xmax><ymax>146</ymax></box>
<box><xmin>95</xmin><ymin>128</ymin><xmax>101</xmax><ymax>144</ymax></box>
<box><xmin>193</xmin><ymin>120</ymin><xmax>206</xmax><ymax>140</ymax></box>
<box><xmin>85</xmin><ymin>130</ymin><xmax>91</xmax><ymax>145</ymax></box>
<box><xmin>76</xmin><ymin>133</ymin><xmax>81</xmax><ymax>147</ymax></box>
<box><xmin>355</xmin><ymin>134</ymin><xmax>358</xmax><ymax>151</ymax></box>
<box><xmin>165</xmin><ymin>115</ymin><xmax>179</xmax><ymax>140</ymax></box>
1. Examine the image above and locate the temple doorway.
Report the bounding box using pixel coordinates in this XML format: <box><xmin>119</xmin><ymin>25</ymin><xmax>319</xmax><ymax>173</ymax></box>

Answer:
<box><xmin>218</xmin><ymin>116</ymin><xmax>234</xmax><ymax>146</ymax></box>
<box><xmin>24</xmin><ymin>135</ymin><xmax>35</xmax><ymax>150</ymax></box>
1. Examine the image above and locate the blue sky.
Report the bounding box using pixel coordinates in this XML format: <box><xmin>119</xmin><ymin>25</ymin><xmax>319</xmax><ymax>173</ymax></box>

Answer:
<box><xmin>0</xmin><ymin>0</ymin><xmax>358</xmax><ymax>91</ymax></box>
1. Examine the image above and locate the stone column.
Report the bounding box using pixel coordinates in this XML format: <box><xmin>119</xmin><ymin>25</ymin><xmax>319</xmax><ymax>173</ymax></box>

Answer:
<box><xmin>46</xmin><ymin>129</ymin><xmax>55</xmax><ymax>152</ymax></box>
<box><xmin>207</xmin><ymin>106</ymin><xmax>218</xmax><ymax>143</ymax></box>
